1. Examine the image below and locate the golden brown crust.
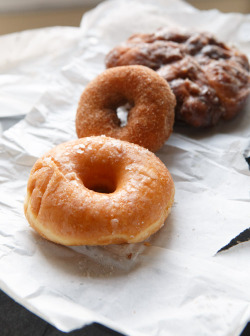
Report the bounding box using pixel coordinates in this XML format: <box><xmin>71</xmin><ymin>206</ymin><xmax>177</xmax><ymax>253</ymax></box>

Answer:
<box><xmin>24</xmin><ymin>136</ymin><xmax>175</xmax><ymax>246</ymax></box>
<box><xmin>75</xmin><ymin>65</ymin><xmax>176</xmax><ymax>152</ymax></box>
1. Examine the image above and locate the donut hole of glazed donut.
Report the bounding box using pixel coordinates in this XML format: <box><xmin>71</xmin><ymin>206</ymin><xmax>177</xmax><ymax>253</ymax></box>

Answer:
<box><xmin>78</xmin><ymin>162</ymin><xmax>118</xmax><ymax>194</ymax></box>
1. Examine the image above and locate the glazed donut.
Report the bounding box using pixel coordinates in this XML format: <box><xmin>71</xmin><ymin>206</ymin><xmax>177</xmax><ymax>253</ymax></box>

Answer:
<box><xmin>106</xmin><ymin>29</ymin><xmax>250</xmax><ymax>128</ymax></box>
<box><xmin>24</xmin><ymin>136</ymin><xmax>175</xmax><ymax>246</ymax></box>
<box><xmin>76</xmin><ymin>65</ymin><xmax>176</xmax><ymax>152</ymax></box>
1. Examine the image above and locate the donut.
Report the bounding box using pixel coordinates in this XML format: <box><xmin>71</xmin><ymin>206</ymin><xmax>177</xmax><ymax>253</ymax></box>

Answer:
<box><xmin>105</xmin><ymin>29</ymin><xmax>250</xmax><ymax>128</ymax></box>
<box><xmin>24</xmin><ymin>136</ymin><xmax>175</xmax><ymax>246</ymax></box>
<box><xmin>76</xmin><ymin>65</ymin><xmax>176</xmax><ymax>152</ymax></box>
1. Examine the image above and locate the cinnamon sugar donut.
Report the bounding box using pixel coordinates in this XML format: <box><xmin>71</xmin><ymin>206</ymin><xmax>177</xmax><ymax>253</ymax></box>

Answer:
<box><xmin>76</xmin><ymin>65</ymin><xmax>176</xmax><ymax>152</ymax></box>
<box><xmin>24</xmin><ymin>136</ymin><xmax>175</xmax><ymax>246</ymax></box>
<box><xmin>106</xmin><ymin>29</ymin><xmax>250</xmax><ymax>127</ymax></box>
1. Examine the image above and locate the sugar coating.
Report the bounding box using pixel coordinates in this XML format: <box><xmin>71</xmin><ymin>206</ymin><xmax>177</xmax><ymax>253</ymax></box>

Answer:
<box><xmin>24</xmin><ymin>136</ymin><xmax>175</xmax><ymax>246</ymax></box>
<box><xmin>75</xmin><ymin>65</ymin><xmax>176</xmax><ymax>152</ymax></box>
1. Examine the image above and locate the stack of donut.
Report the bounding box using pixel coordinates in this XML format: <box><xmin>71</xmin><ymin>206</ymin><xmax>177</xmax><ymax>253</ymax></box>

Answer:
<box><xmin>24</xmin><ymin>65</ymin><xmax>176</xmax><ymax>246</ymax></box>
<box><xmin>24</xmin><ymin>29</ymin><xmax>250</xmax><ymax>246</ymax></box>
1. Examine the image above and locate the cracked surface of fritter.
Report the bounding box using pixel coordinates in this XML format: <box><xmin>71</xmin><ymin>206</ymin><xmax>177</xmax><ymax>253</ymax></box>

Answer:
<box><xmin>106</xmin><ymin>29</ymin><xmax>250</xmax><ymax>127</ymax></box>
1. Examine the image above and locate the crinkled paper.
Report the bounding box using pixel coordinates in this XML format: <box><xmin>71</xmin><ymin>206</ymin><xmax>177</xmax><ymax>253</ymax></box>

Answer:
<box><xmin>0</xmin><ymin>1</ymin><xmax>250</xmax><ymax>335</ymax></box>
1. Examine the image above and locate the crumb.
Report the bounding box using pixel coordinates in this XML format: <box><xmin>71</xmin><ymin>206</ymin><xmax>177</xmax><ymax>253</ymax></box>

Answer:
<box><xmin>127</xmin><ymin>253</ymin><xmax>133</xmax><ymax>259</ymax></box>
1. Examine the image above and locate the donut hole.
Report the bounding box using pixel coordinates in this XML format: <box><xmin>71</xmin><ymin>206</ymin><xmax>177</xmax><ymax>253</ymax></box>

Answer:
<box><xmin>85</xmin><ymin>178</ymin><xmax>116</xmax><ymax>194</ymax></box>
<box><xmin>116</xmin><ymin>102</ymin><xmax>133</xmax><ymax>127</ymax></box>
<box><xmin>81</xmin><ymin>165</ymin><xmax>117</xmax><ymax>194</ymax></box>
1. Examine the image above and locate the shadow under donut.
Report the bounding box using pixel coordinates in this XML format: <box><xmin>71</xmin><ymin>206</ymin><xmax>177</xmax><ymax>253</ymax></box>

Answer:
<box><xmin>33</xmin><ymin>230</ymin><xmax>149</xmax><ymax>278</ymax></box>
<box><xmin>32</xmin><ymin>210</ymin><xmax>175</xmax><ymax>279</ymax></box>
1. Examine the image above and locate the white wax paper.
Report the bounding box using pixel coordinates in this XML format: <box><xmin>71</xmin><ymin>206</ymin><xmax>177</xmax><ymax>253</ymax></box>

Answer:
<box><xmin>1</xmin><ymin>0</ymin><xmax>250</xmax><ymax>335</ymax></box>
<box><xmin>0</xmin><ymin>26</ymin><xmax>81</xmax><ymax>118</ymax></box>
